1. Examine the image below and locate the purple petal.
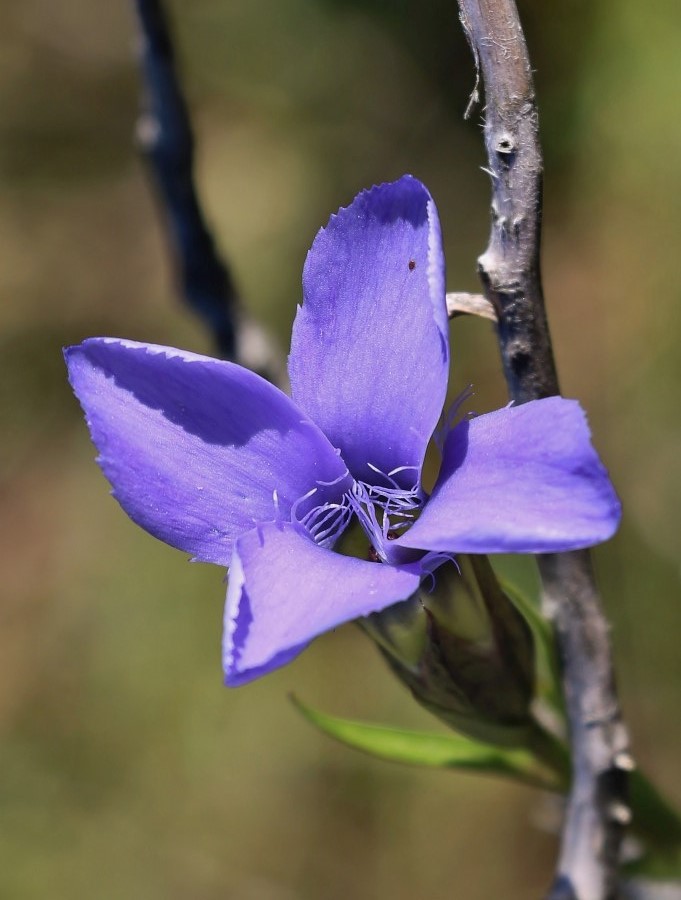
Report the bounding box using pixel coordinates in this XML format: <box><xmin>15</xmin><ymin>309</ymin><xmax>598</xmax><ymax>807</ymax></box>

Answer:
<box><xmin>223</xmin><ymin>521</ymin><xmax>422</xmax><ymax>685</ymax></box>
<box><xmin>65</xmin><ymin>338</ymin><xmax>351</xmax><ymax>565</ymax></box>
<box><xmin>288</xmin><ymin>175</ymin><xmax>448</xmax><ymax>489</ymax></box>
<box><xmin>397</xmin><ymin>397</ymin><xmax>621</xmax><ymax>554</ymax></box>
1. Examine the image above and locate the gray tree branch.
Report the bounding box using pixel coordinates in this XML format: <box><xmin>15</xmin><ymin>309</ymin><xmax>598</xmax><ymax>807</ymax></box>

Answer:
<box><xmin>455</xmin><ymin>1</ymin><xmax>631</xmax><ymax>897</ymax></box>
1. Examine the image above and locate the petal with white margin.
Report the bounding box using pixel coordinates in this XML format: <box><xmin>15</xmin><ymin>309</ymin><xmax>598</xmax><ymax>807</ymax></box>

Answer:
<box><xmin>289</xmin><ymin>175</ymin><xmax>448</xmax><ymax>489</ymax></box>
<box><xmin>223</xmin><ymin>521</ymin><xmax>422</xmax><ymax>685</ymax></box>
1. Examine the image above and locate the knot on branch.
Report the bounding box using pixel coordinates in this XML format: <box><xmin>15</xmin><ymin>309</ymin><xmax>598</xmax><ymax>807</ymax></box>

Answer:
<box><xmin>494</xmin><ymin>132</ymin><xmax>517</xmax><ymax>167</ymax></box>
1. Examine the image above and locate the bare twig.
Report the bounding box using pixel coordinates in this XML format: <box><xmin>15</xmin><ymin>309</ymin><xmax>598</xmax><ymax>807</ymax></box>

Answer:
<box><xmin>133</xmin><ymin>0</ymin><xmax>284</xmax><ymax>381</ymax></box>
<box><xmin>455</xmin><ymin>1</ymin><xmax>631</xmax><ymax>897</ymax></box>
<box><xmin>446</xmin><ymin>291</ymin><xmax>497</xmax><ymax>321</ymax></box>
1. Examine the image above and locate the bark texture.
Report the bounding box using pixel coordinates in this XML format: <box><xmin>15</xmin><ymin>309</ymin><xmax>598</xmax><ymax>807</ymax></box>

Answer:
<box><xmin>456</xmin><ymin>2</ymin><xmax>631</xmax><ymax>897</ymax></box>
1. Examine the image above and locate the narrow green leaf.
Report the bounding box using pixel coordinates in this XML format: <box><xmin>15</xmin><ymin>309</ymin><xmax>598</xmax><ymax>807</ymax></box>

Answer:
<box><xmin>623</xmin><ymin>846</ymin><xmax>681</xmax><ymax>880</ymax></box>
<box><xmin>291</xmin><ymin>695</ymin><xmax>559</xmax><ymax>789</ymax></box>
<box><xmin>628</xmin><ymin>769</ymin><xmax>681</xmax><ymax>866</ymax></box>
<box><xmin>501</xmin><ymin>579</ymin><xmax>565</xmax><ymax>715</ymax></box>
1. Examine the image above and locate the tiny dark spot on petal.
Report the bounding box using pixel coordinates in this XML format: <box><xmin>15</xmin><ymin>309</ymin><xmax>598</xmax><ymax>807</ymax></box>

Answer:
<box><xmin>408</xmin><ymin>259</ymin><xmax>416</xmax><ymax>271</ymax></box>
<box><xmin>368</xmin><ymin>546</ymin><xmax>381</xmax><ymax>562</ymax></box>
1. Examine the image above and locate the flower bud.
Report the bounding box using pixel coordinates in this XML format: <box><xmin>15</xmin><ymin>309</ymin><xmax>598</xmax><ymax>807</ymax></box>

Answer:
<box><xmin>361</xmin><ymin>555</ymin><xmax>537</xmax><ymax>747</ymax></box>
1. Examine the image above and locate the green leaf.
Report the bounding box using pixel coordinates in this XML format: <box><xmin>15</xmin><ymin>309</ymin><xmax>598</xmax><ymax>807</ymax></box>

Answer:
<box><xmin>623</xmin><ymin>846</ymin><xmax>681</xmax><ymax>880</ymax></box>
<box><xmin>501</xmin><ymin>579</ymin><xmax>564</xmax><ymax>715</ymax></box>
<box><xmin>291</xmin><ymin>695</ymin><xmax>560</xmax><ymax>790</ymax></box>
<box><xmin>628</xmin><ymin>769</ymin><xmax>681</xmax><ymax>858</ymax></box>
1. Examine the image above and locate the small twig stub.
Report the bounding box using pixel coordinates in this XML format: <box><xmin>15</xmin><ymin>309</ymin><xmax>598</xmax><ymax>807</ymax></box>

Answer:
<box><xmin>446</xmin><ymin>292</ymin><xmax>498</xmax><ymax>322</ymax></box>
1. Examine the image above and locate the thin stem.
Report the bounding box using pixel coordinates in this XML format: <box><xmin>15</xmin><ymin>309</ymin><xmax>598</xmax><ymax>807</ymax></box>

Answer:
<box><xmin>134</xmin><ymin>0</ymin><xmax>238</xmax><ymax>357</ymax></box>
<box><xmin>455</xmin><ymin>2</ymin><xmax>631</xmax><ymax>897</ymax></box>
<box><xmin>133</xmin><ymin>0</ymin><xmax>284</xmax><ymax>381</ymax></box>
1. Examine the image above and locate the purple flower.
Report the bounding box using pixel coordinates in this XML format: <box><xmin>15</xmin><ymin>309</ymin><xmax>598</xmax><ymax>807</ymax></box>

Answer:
<box><xmin>65</xmin><ymin>175</ymin><xmax>620</xmax><ymax>686</ymax></box>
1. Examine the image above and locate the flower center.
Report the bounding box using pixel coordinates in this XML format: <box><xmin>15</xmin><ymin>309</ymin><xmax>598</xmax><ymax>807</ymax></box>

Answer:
<box><xmin>347</xmin><ymin>465</ymin><xmax>423</xmax><ymax>563</ymax></box>
<box><xmin>291</xmin><ymin>464</ymin><xmax>423</xmax><ymax>561</ymax></box>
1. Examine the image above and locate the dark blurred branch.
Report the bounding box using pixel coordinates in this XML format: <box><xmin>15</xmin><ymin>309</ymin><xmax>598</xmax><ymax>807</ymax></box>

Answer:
<box><xmin>456</xmin><ymin>1</ymin><xmax>631</xmax><ymax>897</ymax></box>
<box><xmin>133</xmin><ymin>0</ymin><xmax>284</xmax><ymax>380</ymax></box>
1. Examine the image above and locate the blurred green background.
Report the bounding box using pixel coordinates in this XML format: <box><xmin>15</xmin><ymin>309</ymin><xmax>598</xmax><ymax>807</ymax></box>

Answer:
<box><xmin>1</xmin><ymin>1</ymin><xmax>680</xmax><ymax>897</ymax></box>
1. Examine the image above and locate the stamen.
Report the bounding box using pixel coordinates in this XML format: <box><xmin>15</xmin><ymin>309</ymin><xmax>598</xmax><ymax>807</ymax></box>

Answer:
<box><xmin>315</xmin><ymin>469</ymin><xmax>351</xmax><ymax>488</ymax></box>
<box><xmin>388</xmin><ymin>464</ymin><xmax>420</xmax><ymax>479</ymax></box>
<box><xmin>418</xmin><ymin>551</ymin><xmax>459</xmax><ymax>592</ymax></box>
<box><xmin>349</xmin><ymin>473</ymin><xmax>423</xmax><ymax>562</ymax></box>
<box><xmin>307</xmin><ymin>504</ymin><xmax>346</xmax><ymax>537</ymax></box>
<box><xmin>290</xmin><ymin>486</ymin><xmax>319</xmax><ymax>523</ymax></box>
<box><xmin>313</xmin><ymin>513</ymin><xmax>353</xmax><ymax>547</ymax></box>
<box><xmin>292</xmin><ymin>463</ymin><xmax>424</xmax><ymax>560</ymax></box>
<box><xmin>366</xmin><ymin>462</ymin><xmax>419</xmax><ymax>493</ymax></box>
<box><xmin>434</xmin><ymin>384</ymin><xmax>475</xmax><ymax>452</ymax></box>
<box><xmin>295</xmin><ymin>492</ymin><xmax>354</xmax><ymax>550</ymax></box>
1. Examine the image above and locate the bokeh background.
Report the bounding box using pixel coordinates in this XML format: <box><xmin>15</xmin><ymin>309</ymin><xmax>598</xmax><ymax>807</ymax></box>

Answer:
<box><xmin>1</xmin><ymin>1</ymin><xmax>680</xmax><ymax>897</ymax></box>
